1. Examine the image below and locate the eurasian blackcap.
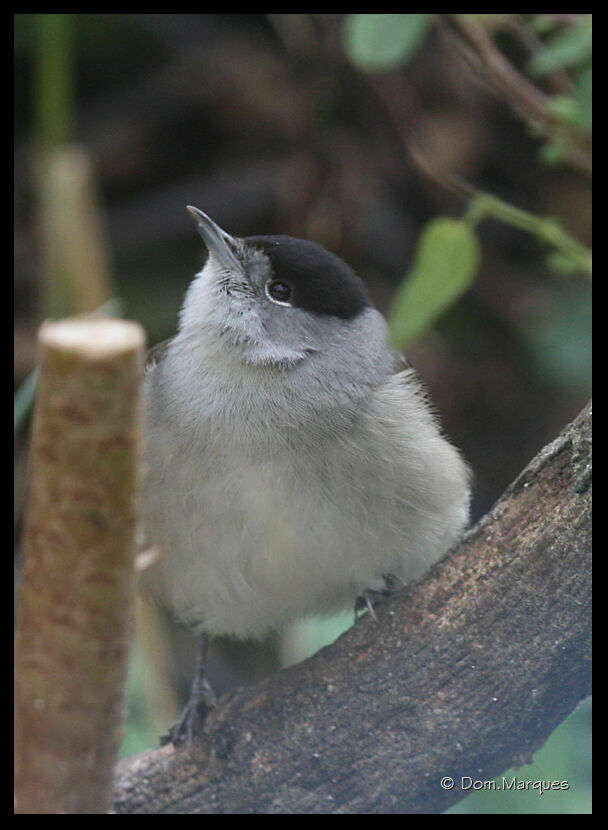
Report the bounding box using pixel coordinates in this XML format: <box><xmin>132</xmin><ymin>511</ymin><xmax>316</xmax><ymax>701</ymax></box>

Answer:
<box><xmin>139</xmin><ymin>206</ymin><xmax>471</xmax><ymax>743</ymax></box>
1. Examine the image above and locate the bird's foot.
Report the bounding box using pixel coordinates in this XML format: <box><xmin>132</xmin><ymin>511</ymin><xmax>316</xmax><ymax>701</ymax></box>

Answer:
<box><xmin>355</xmin><ymin>573</ymin><xmax>403</xmax><ymax>621</ymax></box>
<box><xmin>161</xmin><ymin>675</ymin><xmax>217</xmax><ymax>748</ymax></box>
<box><xmin>161</xmin><ymin>634</ymin><xmax>216</xmax><ymax>748</ymax></box>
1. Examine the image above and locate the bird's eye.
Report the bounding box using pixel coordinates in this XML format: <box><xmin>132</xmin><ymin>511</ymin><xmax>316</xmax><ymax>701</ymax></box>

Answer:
<box><xmin>265</xmin><ymin>279</ymin><xmax>293</xmax><ymax>305</ymax></box>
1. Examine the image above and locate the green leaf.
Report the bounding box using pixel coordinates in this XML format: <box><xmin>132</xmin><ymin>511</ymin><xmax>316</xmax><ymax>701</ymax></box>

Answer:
<box><xmin>343</xmin><ymin>14</ymin><xmax>430</xmax><ymax>72</ymax></box>
<box><xmin>547</xmin><ymin>95</ymin><xmax>582</xmax><ymax>128</ymax></box>
<box><xmin>388</xmin><ymin>218</ymin><xmax>480</xmax><ymax>348</ymax></box>
<box><xmin>538</xmin><ymin>139</ymin><xmax>567</xmax><ymax>167</ymax></box>
<box><xmin>527</xmin><ymin>15</ymin><xmax>592</xmax><ymax>76</ymax></box>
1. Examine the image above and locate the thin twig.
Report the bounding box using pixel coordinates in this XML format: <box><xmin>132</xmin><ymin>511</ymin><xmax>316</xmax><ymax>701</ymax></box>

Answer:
<box><xmin>438</xmin><ymin>15</ymin><xmax>592</xmax><ymax>177</ymax></box>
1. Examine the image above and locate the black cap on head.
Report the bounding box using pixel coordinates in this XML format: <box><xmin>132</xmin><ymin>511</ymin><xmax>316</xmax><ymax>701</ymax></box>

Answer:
<box><xmin>246</xmin><ymin>235</ymin><xmax>372</xmax><ymax>320</ymax></box>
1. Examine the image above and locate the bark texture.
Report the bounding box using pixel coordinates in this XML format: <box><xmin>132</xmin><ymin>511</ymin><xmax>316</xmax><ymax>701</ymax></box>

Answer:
<box><xmin>15</xmin><ymin>319</ymin><xmax>145</xmax><ymax>814</ymax></box>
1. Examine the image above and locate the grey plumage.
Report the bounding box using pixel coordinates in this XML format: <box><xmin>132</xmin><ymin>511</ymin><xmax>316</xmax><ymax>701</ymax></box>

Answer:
<box><xmin>139</xmin><ymin>208</ymin><xmax>471</xmax><ymax>641</ymax></box>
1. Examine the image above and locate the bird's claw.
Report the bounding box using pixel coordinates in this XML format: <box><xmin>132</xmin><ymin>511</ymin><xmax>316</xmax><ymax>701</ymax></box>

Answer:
<box><xmin>354</xmin><ymin>573</ymin><xmax>403</xmax><ymax>621</ymax></box>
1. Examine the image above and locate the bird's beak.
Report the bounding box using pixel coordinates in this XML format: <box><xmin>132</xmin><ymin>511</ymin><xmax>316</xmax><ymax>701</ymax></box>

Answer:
<box><xmin>186</xmin><ymin>206</ymin><xmax>243</xmax><ymax>274</ymax></box>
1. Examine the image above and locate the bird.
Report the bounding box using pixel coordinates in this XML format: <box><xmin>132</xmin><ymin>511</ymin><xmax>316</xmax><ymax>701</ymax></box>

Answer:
<box><xmin>139</xmin><ymin>205</ymin><xmax>471</xmax><ymax>745</ymax></box>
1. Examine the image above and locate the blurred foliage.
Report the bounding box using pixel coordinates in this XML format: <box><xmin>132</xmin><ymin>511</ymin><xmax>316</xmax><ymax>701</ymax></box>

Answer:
<box><xmin>389</xmin><ymin>217</ymin><xmax>480</xmax><ymax>348</ymax></box>
<box><xmin>344</xmin><ymin>13</ymin><xmax>591</xmax><ymax>350</ymax></box>
<box><xmin>121</xmin><ymin>646</ymin><xmax>167</xmax><ymax>758</ymax></box>
<box><xmin>344</xmin><ymin>13</ymin><xmax>592</xmax><ymax>173</ymax></box>
<box><xmin>529</xmin><ymin>14</ymin><xmax>592</xmax><ymax>162</ymax></box>
<box><xmin>528</xmin><ymin>14</ymin><xmax>592</xmax><ymax>80</ymax></box>
<box><xmin>343</xmin><ymin>14</ymin><xmax>430</xmax><ymax>71</ymax></box>
<box><xmin>34</xmin><ymin>14</ymin><xmax>74</xmax><ymax>154</ymax></box>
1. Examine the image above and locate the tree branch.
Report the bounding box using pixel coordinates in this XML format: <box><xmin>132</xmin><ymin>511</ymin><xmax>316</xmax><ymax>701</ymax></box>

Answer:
<box><xmin>15</xmin><ymin>318</ymin><xmax>145</xmax><ymax>814</ymax></box>
<box><xmin>113</xmin><ymin>399</ymin><xmax>591</xmax><ymax>814</ymax></box>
